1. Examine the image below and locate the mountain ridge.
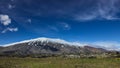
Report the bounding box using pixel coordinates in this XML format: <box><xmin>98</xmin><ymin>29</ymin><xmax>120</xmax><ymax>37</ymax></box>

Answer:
<box><xmin>2</xmin><ymin>37</ymin><xmax>84</xmax><ymax>47</ymax></box>
<box><xmin>0</xmin><ymin>37</ymin><xmax>119</xmax><ymax>58</ymax></box>
<box><xmin>0</xmin><ymin>37</ymin><xmax>119</xmax><ymax>57</ymax></box>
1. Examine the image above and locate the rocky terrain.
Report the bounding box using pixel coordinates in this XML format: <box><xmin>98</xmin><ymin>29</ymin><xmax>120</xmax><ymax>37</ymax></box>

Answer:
<box><xmin>0</xmin><ymin>38</ymin><xmax>119</xmax><ymax>58</ymax></box>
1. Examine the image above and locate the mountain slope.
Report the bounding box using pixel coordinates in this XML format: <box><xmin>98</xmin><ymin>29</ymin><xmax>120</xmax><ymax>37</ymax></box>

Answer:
<box><xmin>0</xmin><ymin>37</ymin><xmax>108</xmax><ymax>57</ymax></box>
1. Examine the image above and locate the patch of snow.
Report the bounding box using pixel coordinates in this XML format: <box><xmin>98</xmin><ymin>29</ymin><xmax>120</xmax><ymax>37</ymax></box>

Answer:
<box><xmin>3</xmin><ymin>37</ymin><xmax>84</xmax><ymax>47</ymax></box>
<box><xmin>2</xmin><ymin>37</ymin><xmax>120</xmax><ymax>51</ymax></box>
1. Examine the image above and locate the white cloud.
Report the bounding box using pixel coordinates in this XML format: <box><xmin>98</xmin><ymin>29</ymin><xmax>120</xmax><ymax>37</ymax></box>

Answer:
<box><xmin>1</xmin><ymin>27</ymin><xmax>18</xmax><ymax>33</ymax></box>
<box><xmin>48</xmin><ymin>26</ymin><xmax>59</xmax><ymax>32</ymax></box>
<box><xmin>47</xmin><ymin>22</ymin><xmax>71</xmax><ymax>32</ymax></box>
<box><xmin>27</xmin><ymin>19</ymin><xmax>32</xmax><ymax>23</ymax></box>
<box><xmin>87</xmin><ymin>41</ymin><xmax>120</xmax><ymax>51</ymax></box>
<box><xmin>0</xmin><ymin>14</ymin><xmax>18</xmax><ymax>33</ymax></box>
<box><xmin>60</xmin><ymin>22</ymin><xmax>71</xmax><ymax>30</ymax></box>
<box><xmin>98</xmin><ymin>0</ymin><xmax>120</xmax><ymax>20</ymax></box>
<box><xmin>8</xmin><ymin>4</ymin><xmax>15</xmax><ymax>9</ymax></box>
<box><xmin>75</xmin><ymin>13</ymin><xmax>97</xmax><ymax>21</ymax></box>
<box><xmin>74</xmin><ymin>41</ymin><xmax>120</xmax><ymax>51</ymax></box>
<box><xmin>75</xmin><ymin>0</ymin><xmax>120</xmax><ymax>21</ymax></box>
<box><xmin>0</xmin><ymin>15</ymin><xmax>11</xmax><ymax>26</ymax></box>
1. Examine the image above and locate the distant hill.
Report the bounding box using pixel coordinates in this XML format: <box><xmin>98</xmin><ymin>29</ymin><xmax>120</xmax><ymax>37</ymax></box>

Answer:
<box><xmin>0</xmin><ymin>37</ymin><xmax>119</xmax><ymax>58</ymax></box>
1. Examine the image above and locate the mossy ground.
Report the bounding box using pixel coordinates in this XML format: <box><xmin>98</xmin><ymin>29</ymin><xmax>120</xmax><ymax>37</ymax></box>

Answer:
<box><xmin>0</xmin><ymin>57</ymin><xmax>120</xmax><ymax>68</ymax></box>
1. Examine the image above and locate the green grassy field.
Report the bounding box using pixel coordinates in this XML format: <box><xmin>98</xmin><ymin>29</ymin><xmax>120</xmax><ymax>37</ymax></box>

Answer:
<box><xmin>0</xmin><ymin>57</ymin><xmax>120</xmax><ymax>68</ymax></box>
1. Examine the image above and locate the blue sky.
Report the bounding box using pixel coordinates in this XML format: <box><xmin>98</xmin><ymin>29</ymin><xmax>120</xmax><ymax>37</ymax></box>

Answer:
<box><xmin>0</xmin><ymin>0</ymin><xmax>120</xmax><ymax>47</ymax></box>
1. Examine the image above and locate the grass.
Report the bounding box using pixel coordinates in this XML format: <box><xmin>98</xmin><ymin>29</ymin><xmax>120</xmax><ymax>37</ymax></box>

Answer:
<box><xmin>0</xmin><ymin>57</ymin><xmax>120</xmax><ymax>68</ymax></box>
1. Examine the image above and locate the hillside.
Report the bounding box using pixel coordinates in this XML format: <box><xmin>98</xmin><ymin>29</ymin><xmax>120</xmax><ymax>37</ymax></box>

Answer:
<box><xmin>0</xmin><ymin>37</ymin><xmax>119</xmax><ymax>58</ymax></box>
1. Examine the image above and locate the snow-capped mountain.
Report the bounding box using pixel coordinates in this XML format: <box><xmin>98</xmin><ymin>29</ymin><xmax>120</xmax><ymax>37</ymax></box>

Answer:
<box><xmin>0</xmin><ymin>37</ymin><xmax>109</xmax><ymax>57</ymax></box>
<box><xmin>3</xmin><ymin>37</ymin><xmax>84</xmax><ymax>47</ymax></box>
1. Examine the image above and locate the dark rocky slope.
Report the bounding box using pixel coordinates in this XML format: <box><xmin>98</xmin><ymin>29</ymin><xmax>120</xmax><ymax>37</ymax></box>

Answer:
<box><xmin>0</xmin><ymin>38</ymin><xmax>117</xmax><ymax>58</ymax></box>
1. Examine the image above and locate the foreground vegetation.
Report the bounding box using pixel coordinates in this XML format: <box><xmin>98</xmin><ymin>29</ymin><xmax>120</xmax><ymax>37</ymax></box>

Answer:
<box><xmin>0</xmin><ymin>57</ymin><xmax>120</xmax><ymax>68</ymax></box>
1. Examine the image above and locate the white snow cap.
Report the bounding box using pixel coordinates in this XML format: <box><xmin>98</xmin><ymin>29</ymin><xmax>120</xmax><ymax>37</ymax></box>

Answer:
<box><xmin>2</xmin><ymin>37</ymin><xmax>120</xmax><ymax>51</ymax></box>
<box><xmin>3</xmin><ymin>37</ymin><xmax>84</xmax><ymax>47</ymax></box>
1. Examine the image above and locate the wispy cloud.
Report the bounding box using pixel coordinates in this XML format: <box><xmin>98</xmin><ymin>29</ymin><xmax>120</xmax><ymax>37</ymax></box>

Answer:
<box><xmin>27</xmin><ymin>19</ymin><xmax>32</xmax><ymax>23</ymax></box>
<box><xmin>0</xmin><ymin>14</ymin><xmax>19</xmax><ymax>33</ymax></box>
<box><xmin>47</xmin><ymin>22</ymin><xmax>71</xmax><ymax>32</ymax></box>
<box><xmin>8</xmin><ymin>4</ymin><xmax>15</xmax><ymax>9</ymax></box>
<box><xmin>74</xmin><ymin>12</ymin><xmax>97</xmax><ymax>21</ymax></box>
<box><xmin>1</xmin><ymin>27</ymin><xmax>18</xmax><ymax>33</ymax></box>
<box><xmin>69</xmin><ymin>41</ymin><xmax>120</xmax><ymax>51</ymax></box>
<box><xmin>48</xmin><ymin>25</ymin><xmax>59</xmax><ymax>32</ymax></box>
<box><xmin>92</xmin><ymin>41</ymin><xmax>120</xmax><ymax>50</ymax></box>
<box><xmin>1</xmin><ymin>0</ymin><xmax>119</xmax><ymax>23</ymax></box>
<box><xmin>74</xmin><ymin>0</ymin><xmax>120</xmax><ymax>21</ymax></box>
<box><xmin>59</xmin><ymin>22</ymin><xmax>71</xmax><ymax>30</ymax></box>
